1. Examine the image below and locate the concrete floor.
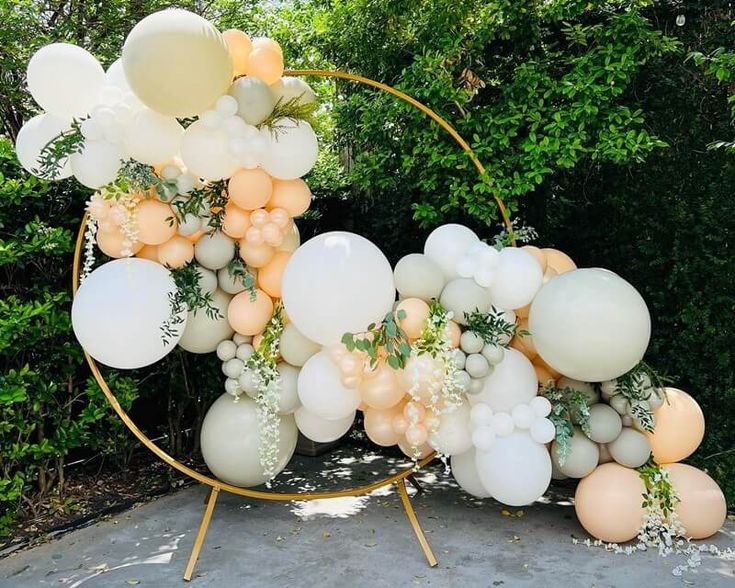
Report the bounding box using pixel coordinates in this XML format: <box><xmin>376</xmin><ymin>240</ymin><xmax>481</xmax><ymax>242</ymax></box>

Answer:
<box><xmin>1</xmin><ymin>446</ymin><xmax>733</xmax><ymax>588</ymax></box>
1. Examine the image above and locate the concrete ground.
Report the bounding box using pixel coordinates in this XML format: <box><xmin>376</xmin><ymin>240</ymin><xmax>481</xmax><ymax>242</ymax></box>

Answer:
<box><xmin>1</xmin><ymin>444</ymin><xmax>733</xmax><ymax>588</ymax></box>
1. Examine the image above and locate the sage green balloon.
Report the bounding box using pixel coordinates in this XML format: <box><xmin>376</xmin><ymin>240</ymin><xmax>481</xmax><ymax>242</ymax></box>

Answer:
<box><xmin>552</xmin><ymin>426</ymin><xmax>599</xmax><ymax>478</ymax></box>
<box><xmin>586</xmin><ymin>404</ymin><xmax>623</xmax><ymax>443</ymax></box>
<box><xmin>608</xmin><ymin>428</ymin><xmax>651</xmax><ymax>468</ymax></box>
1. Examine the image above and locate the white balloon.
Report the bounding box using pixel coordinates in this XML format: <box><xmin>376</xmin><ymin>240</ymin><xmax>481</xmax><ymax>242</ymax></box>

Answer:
<box><xmin>451</xmin><ymin>449</ymin><xmax>491</xmax><ymax>498</ymax></box>
<box><xmin>424</xmin><ymin>224</ymin><xmax>479</xmax><ymax>280</ymax></box>
<box><xmin>297</xmin><ymin>351</ymin><xmax>361</xmax><ymax>420</ymax></box>
<box><xmin>194</xmin><ymin>231</ymin><xmax>235</xmax><ymax>270</ymax></box>
<box><xmin>222</xmin><ymin>357</ymin><xmax>244</xmax><ymax>379</ymax></box>
<box><xmin>429</xmin><ymin>400</ymin><xmax>473</xmax><ymax>456</ymax></box>
<box><xmin>476</xmin><ymin>431</ymin><xmax>552</xmax><ymax>506</ymax></box>
<box><xmin>235</xmin><ymin>343</ymin><xmax>255</xmax><ymax>362</ymax></box>
<box><xmin>282</xmin><ymin>232</ymin><xmax>395</xmax><ymax>346</ymax></box>
<box><xmin>70</xmin><ymin>140</ymin><xmax>123</xmax><ymax>188</ymax></box>
<box><xmin>530</xmin><ymin>417</ymin><xmax>556</xmax><ymax>444</ymax></box>
<box><xmin>529</xmin><ymin>268</ymin><xmax>651</xmax><ymax>381</ymax></box>
<box><xmin>27</xmin><ymin>43</ymin><xmax>105</xmax><ymax>119</ymax></box>
<box><xmin>472</xmin><ymin>427</ymin><xmax>496</xmax><ymax>452</ymax></box>
<box><xmin>280</xmin><ymin>323</ymin><xmax>321</xmax><ymax>367</ymax></box>
<box><xmin>530</xmin><ymin>395</ymin><xmax>552</xmax><ymax>417</ymax></box>
<box><xmin>15</xmin><ymin>114</ymin><xmax>73</xmax><ymax>179</ymax></box>
<box><xmin>224</xmin><ymin>377</ymin><xmax>240</xmax><ymax>396</ymax></box>
<box><xmin>295</xmin><ymin>406</ymin><xmax>354</xmax><ymax>443</ymax></box>
<box><xmin>460</xmin><ymin>331</ymin><xmax>484</xmax><ymax>354</ymax></box>
<box><xmin>491</xmin><ymin>412</ymin><xmax>515</xmax><ymax>437</ymax></box>
<box><xmin>124</xmin><ymin>109</ymin><xmax>183</xmax><ymax>165</ymax></box>
<box><xmin>474</xmin><ymin>348</ymin><xmax>537</xmax><ymax>413</ymax></box>
<box><xmin>586</xmin><ymin>404</ymin><xmax>623</xmax><ymax>443</ymax></box>
<box><xmin>551</xmin><ymin>427</ymin><xmax>599</xmax><ymax>478</ymax></box>
<box><xmin>270</xmin><ymin>77</ymin><xmax>316</xmax><ymax>107</ymax></box>
<box><xmin>470</xmin><ymin>403</ymin><xmax>494</xmax><ymax>427</ymax></box>
<box><xmin>393</xmin><ymin>254</ymin><xmax>445</xmax><ymax>302</ymax></box>
<box><xmin>487</xmin><ymin>247</ymin><xmax>543</xmax><ymax>309</ymax></box>
<box><xmin>512</xmin><ymin>404</ymin><xmax>535</xmax><ymax>429</ymax></box>
<box><xmin>260</xmin><ymin>120</ymin><xmax>318</xmax><ymax>180</ymax></box>
<box><xmin>229</xmin><ymin>77</ymin><xmax>275</xmax><ymax>125</ymax></box>
<box><xmin>276</xmin><ymin>362</ymin><xmax>301</xmax><ymax>415</ymax></box>
<box><xmin>216</xmin><ymin>339</ymin><xmax>237</xmax><ymax>361</ymax></box>
<box><xmin>439</xmin><ymin>278</ymin><xmax>490</xmax><ymax>325</ymax></box>
<box><xmin>178</xmin><ymin>289</ymin><xmax>233</xmax><ymax>353</ymax></box>
<box><xmin>180</xmin><ymin>120</ymin><xmax>240</xmax><ymax>181</ymax></box>
<box><xmin>105</xmin><ymin>59</ymin><xmax>143</xmax><ymax>109</ymax></box>
<box><xmin>72</xmin><ymin>259</ymin><xmax>185</xmax><ymax>369</ymax></box>
<box><xmin>200</xmin><ymin>394</ymin><xmax>297</xmax><ymax>487</ymax></box>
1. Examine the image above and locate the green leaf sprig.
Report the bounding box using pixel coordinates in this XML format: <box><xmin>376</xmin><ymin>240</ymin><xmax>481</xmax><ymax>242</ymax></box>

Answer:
<box><xmin>638</xmin><ymin>460</ymin><xmax>680</xmax><ymax>517</ymax></box>
<box><xmin>610</xmin><ymin>361</ymin><xmax>669</xmax><ymax>432</ymax></box>
<box><xmin>341</xmin><ymin>309</ymin><xmax>412</xmax><ymax>370</ymax></box>
<box><xmin>542</xmin><ymin>383</ymin><xmax>592</xmax><ymax>465</ymax></box>
<box><xmin>464</xmin><ymin>308</ymin><xmax>518</xmax><ymax>347</ymax></box>
<box><xmin>34</xmin><ymin>120</ymin><xmax>85</xmax><ymax>180</ymax></box>
<box><xmin>259</xmin><ymin>95</ymin><xmax>318</xmax><ymax>133</ymax></box>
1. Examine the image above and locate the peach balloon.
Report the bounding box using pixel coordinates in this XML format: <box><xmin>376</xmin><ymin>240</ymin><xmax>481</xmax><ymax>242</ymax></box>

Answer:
<box><xmin>228</xmin><ymin>168</ymin><xmax>273</xmax><ymax>210</ymax></box>
<box><xmin>364</xmin><ymin>406</ymin><xmax>403</xmax><ymax>447</ymax></box>
<box><xmin>360</xmin><ymin>363</ymin><xmax>404</xmax><ymax>410</ymax></box>
<box><xmin>252</xmin><ymin>37</ymin><xmax>283</xmax><ymax>57</ymax></box>
<box><xmin>533</xmin><ymin>354</ymin><xmax>561</xmax><ymax>380</ymax></box>
<box><xmin>646</xmin><ymin>388</ymin><xmax>705</xmax><ymax>464</ymax></box>
<box><xmin>222</xmin><ymin>204</ymin><xmax>251</xmax><ymax>239</ymax></box>
<box><xmin>257</xmin><ymin>251</ymin><xmax>290</xmax><ymax>298</ymax></box>
<box><xmin>97</xmin><ymin>226</ymin><xmax>143</xmax><ymax>258</ymax></box>
<box><xmin>136</xmin><ymin>244</ymin><xmax>160</xmax><ymax>262</ymax></box>
<box><xmin>542</xmin><ymin>266</ymin><xmax>558</xmax><ymax>284</ymax></box>
<box><xmin>269</xmin><ymin>207</ymin><xmax>290</xmax><ymax>229</ymax></box>
<box><xmin>239</xmin><ymin>239</ymin><xmax>275</xmax><ymax>268</ymax></box>
<box><xmin>404</xmin><ymin>401</ymin><xmax>426</xmax><ymax>423</ymax></box>
<box><xmin>136</xmin><ymin>199</ymin><xmax>176</xmax><ymax>245</ymax></box>
<box><xmin>398</xmin><ymin>439</ymin><xmax>433</xmax><ymax>460</ymax></box>
<box><xmin>664</xmin><ymin>463</ymin><xmax>726</xmax><ymax>540</ymax></box>
<box><xmin>227</xmin><ymin>288</ymin><xmax>274</xmax><ymax>336</ymax></box>
<box><xmin>247</xmin><ymin>47</ymin><xmax>283</xmax><ymax>85</ymax></box>
<box><xmin>534</xmin><ymin>363</ymin><xmax>556</xmax><ymax>387</ymax></box>
<box><xmin>446</xmin><ymin>320</ymin><xmax>461</xmax><ymax>348</ymax></box>
<box><xmin>405</xmin><ymin>424</ymin><xmax>429</xmax><ymax>447</ymax></box>
<box><xmin>250</xmin><ymin>208</ymin><xmax>269</xmax><ymax>227</ymax></box>
<box><xmin>261</xmin><ymin>222</ymin><xmax>283</xmax><ymax>247</ymax></box>
<box><xmin>187</xmin><ymin>229</ymin><xmax>204</xmax><ymax>243</ymax></box>
<box><xmin>543</xmin><ymin>248</ymin><xmax>576</xmax><ymax>274</ymax></box>
<box><xmin>157</xmin><ymin>235</ymin><xmax>194</xmax><ymax>268</ymax></box>
<box><xmin>574</xmin><ymin>463</ymin><xmax>646</xmax><ymax>543</ymax></box>
<box><xmin>392</xmin><ymin>414</ymin><xmax>409</xmax><ymax>435</ymax></box>
<box><xmin>515</xmin><ymin>303</ymin><xmax>531</xmax><ymax>319</ymax></box>
<box><xmin>522</xmin><ymin>245</ymin><xmax>548</xmax><ymax>272</ymax></box>
<box><xmin>266</xmin><ymin>178</ymin><xmax>311</xmax><ymax>217</ymax></box>
<box><xmin>511</xmin><ymin>318</ymin><xmax>537</xmax><ymax>359</ymax></box>
<box><xmin>245</xmin><ymin>226</ymin><xmax>264</xmax><ymax>245</ymax></box>
<box><xmin>396</xmin><ymin>298</ymin><xmax>431</xmax><ymax>340</ymax></box>
<box><xmin>223</xmin><ymin>29</ymin><xmax>252</xmax><ymax>77</ymax></box>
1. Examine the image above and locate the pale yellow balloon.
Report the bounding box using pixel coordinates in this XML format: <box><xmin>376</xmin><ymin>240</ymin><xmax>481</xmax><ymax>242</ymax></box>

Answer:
<box><xmin>574</xmin><ymin>462</ymin><xmax>646</xmax><ymax>543</ymax></box>
<box><xmin>646</xmin><ymin>388</ymin><xmax>704</xmax><ymax>464</ymax></box>
<box><xmin>122</xmin><ymin>9</ymin><xmax>233</xmax><ymax>116</ymax></box>
<box><xmin>664</xmin><ymin>463</ymin><xmax>726</xmax><ymax>540</ymax></box>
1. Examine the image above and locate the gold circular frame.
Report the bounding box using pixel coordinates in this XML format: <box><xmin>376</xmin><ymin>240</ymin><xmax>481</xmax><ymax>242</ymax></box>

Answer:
<box><xmin>71</xmin><ymin>69</ymin><xmax>513</xmax><ymax>503</ymax></box>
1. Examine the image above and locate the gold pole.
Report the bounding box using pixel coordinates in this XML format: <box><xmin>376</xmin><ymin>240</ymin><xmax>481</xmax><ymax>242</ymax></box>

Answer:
<box><xmin>395</xmin><ymin>480</ymin><xmax>438</xmax><ymax>567</ymax></box>
<box><xmin>184</xmin><ymin>486</ymin><xmax>220</xmax><ymax>582</ymax></box>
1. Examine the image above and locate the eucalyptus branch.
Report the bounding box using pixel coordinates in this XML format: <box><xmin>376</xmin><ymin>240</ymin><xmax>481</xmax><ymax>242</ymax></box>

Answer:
<box><xmin>34</xmin><ymin>120</ymin><xmax>84</xmax><ymax>179</ymax></box>
<box><xmin>542</xmin><ymin>383</ymin><xmax>592</xmax><ymax>465</ymax></box>
<box><xmin>464</xmin><ymin>308</ymin><xmax>517</xmax><ymax>347</ymax></box>
<box><xmin>342</xmin><ymin>310</ymin><xmax>411</xmax><ymax>370</ymax></box>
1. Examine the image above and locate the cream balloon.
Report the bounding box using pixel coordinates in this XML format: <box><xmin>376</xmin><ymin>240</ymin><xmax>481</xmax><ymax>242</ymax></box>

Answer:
<box><xmin>180</xmin><ymin>120</ymin><xmax>240</xmax><ymax>181</ymax></box>
<box><xmin>270</xmin><ymin>77</ymin><xmax>316</xmax><ymax>106</ymax></box>
<box><xmin>194</xmin><ymin>231</ymin><xmax>235</xmax><ymax>270</ymax></box>
<box><xmin>229</xmin><ymin>77</ymin><xmax>275</xmax><ymax>125</ymax></box>
<box><xmin>276</xmin><ymin>362</ymin><xmax>300</xmax><ymax>415</ymax></box>
<box><xmin>122</xmin><ymin>9</ymin><xmax>233</xmax><ymax>117</ymax></box>
<box><xmin>551</xmin><ymin>427</ymin><xmax>599</xmax><ymax>478</ymax></box>
<box><xmin>201</xmin><ymin>394</ymin><xmax>297</xmax><ymax>487</ymax></box>
<box><xmin>439</xmin><ymin>278</ymin><xmax>490</xmax><ymax>325</ymax></box>
<box><xmin>297</xmin><ymin>350</ymin><xmax>361</xmax><ymax>420</ymax></box>
<box><xmin>423</xmin><ymin>224</ymin><xmax>479</xmax><ymax>280</ymax></box>
<box><xmin>529</xmin><ymin>268</ymin><xmax>651</xmax><ymax>381</ymax></box>
<box><xmin>451</xmin><ymin>449</ymin><xmax>491</xmax><ymax>498</ymax></box>
<box><xmin>279</xmin><ymin>323</ymin><xmax>321</xmax><ymax>367</ymax></box>
<box><xmin>281</xmin><ymin>232</ymin><xmax>395</xmax><ymax>346</ymax></box>
<box><xmin>124</xmin><ymin>109</ymin><xmax>183</xmax><ymax>165</ymax></box>
<box><xmin>393</xmin><ymin>254</ymin><xmax>445</xmax><ymax>302</ymax></box>
<box><xmin>71</xmin><ymin>259</ymin><xmax>186</xmax><ymax>369</ymax></box>
<box><xmin>70</xmin><ymin>140</ymin><xmax>123</xmax><ymax>188</ymax></box>
<box><xmin>27</xmin><ymin>43</ymin><xmax>105</xmax><ymax>119</ymax></box>
<box><xmin>15</xmin><ymin>114</ymin><xmax>73</xmax><ymax>179</ymax></box>
<box><xmin>178</xmin><ymin>289</ymin><xmax>234</xmax><ymax>353</ymax></box>
<box><xmin>487</xmin><ymin>247</ymin><xmax>543</xmax><ymax>309</ymax></box>
<box><xmin>429</xmin><ymin>400</ymin><xmax>473</xmax><ymax>456</ymax></box>
<box><xmin>475</xmin><ymin>431</ymin><xmax>552</xmax><ymax>506</ymax></box>
<box><xmin>608</xmin><ymin>427</ymin><xmax>651</xmax><ymax>468</ymax></box>
<box><xmin>295</xmin><ymin>406</ymin><xmax>354</xmax><ymax>443</ymax></box>
<box><xmin>473</xmin><ymin>348</ymin><xmax>537</xmax><ymax>413</ymax></box>
<box><xmin>260</xmin><ymin>120</ymin><xmax>318</xmax><ymax>180</ymax></box>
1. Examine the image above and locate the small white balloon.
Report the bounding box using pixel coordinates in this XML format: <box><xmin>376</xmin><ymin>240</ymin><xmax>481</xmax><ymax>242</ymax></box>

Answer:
<box><xmin>424</xmin><ymin>224</ymin><xmax>479</xmax><ymax>280</ymax></box>
<box><xmin>512</xmin><ymin>404</ymin><xmax>535</xmax><ymax>429</ymax></box>
<box><xmin>530</xmin><ymin>395</ymin><xmax>552</xmax><ymax>418</ymax></box>
<box><xmin>270</xmin><ymin>77</ymin><xmax>316</xmax><ymax>107</ymax></box>
<box><xmin>260</xmin><ymin>120</ymin><xmax>319</xmax><ymax>180</ymax></box>
<box><xmin>487</xmin><ymin>247</ymin><xmax>544</xmax><ymax>310</ymax></box>
<box><xmin>491</xmin><ymin>413</ymin><xmax>515</xmax><ymax>437</ymax></box>
<box><xmin>222</xmin><ymin>358</ymin><xmax>244</xmax><ymax>379</ymax></box>
<box><xmin>472</xmin><ymin>427</ymin><xmax>496</xmax><ymax>452</ymax></box>
<box><xmin>215</xmin><ymin>95</ymin><xmax>239</xmax><ymax>117</ymax></box>
<box><xmin>470</xmin><ymin>403</ymin><xmax>494</xmax><ymax>427</ymax></box>
<box><xmin>224</xmin><ymin>377</ymin><xmax>240</xmax><ymax>396</ymax></box>
<box><xmin>233</xmin><ymin>333</ymin><xmax>252</xmax><ymax>345</ymax></box>
<box><xmin>216</xmin><ymin>340</ymin><xmax>237</xmax><ymax>361</ymax></box>
<box><xmin>15</xmin><ymin>114</ymin><xmax>73</xmax><ymax>179</ymax></box>
<box><xmin>194</xmin><ymin>231</ymin><xmax>235</xmax><ymax>270</ymax></box>
<box><xmin>236</xmin><ymin>343</ymin><xmax>255</xmax><ymax>362</ymax></box>
<box><xmin>530</xmin><ymin>417</ymin><xmax>556</xmax><ymax>444</ymax></box>
<box><xmin>456</xmin><ymin>256</ymin><xmax>478</xmax><ymax>279</ymax></box>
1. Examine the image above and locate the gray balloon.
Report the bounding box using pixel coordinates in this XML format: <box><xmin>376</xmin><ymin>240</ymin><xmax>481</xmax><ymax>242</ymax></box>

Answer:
<box><xmin>608</xmin><ymin>428</ymin><xmax>651</xmax><ymax>468</ymax></box>
<box><xmin>586</xmin><ymin>404</ymin><xmax>623</xmax><ymax>443</ymax></box>
<box><xmin>552</xmin><ymin>426</ymin><xmax>599</xmax><ymax>478</ymax></box>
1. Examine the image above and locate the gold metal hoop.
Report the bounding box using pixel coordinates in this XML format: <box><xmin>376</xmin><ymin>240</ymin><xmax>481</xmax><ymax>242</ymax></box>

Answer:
<box><xmin>72</xmin><ymin>68</ymin><xmax>513</xmax><ymax>579</ymax></box>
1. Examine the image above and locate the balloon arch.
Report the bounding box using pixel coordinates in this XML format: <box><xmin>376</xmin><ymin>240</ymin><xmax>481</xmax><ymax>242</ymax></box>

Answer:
<box><xmin>14</xmin><ymin>8</ymin><xmax>728</xmax><ymax>582</ymax></box>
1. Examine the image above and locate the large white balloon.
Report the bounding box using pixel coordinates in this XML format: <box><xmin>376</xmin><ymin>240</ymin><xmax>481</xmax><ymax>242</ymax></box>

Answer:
<box><xmin>15</xmin><ymin>114</ymin><xmax>73</xmax><ymax>179</ymax></box>
<box><xmin>529</xmin><ymin>268</ymin><xmax>651</xmax><ymax>381</ymax></box>
<box><xmin>201</xmin><ymin>394</ymin><xmax>297</xmax><ymax>487</ymax></box>
<box><xmin>487</xmin><ymin>247</ymin><xmax>543</xmax><ymax>310</ymax></box>
<box><xmin>475</xmin><ymin>431</ymin><xmax>552</xmax><ymax>506</ymax></box>
<box><xmin>295</xmin><ymin>406</ymin><xmax>355</xmax><ymax>443</ymax></box>
<box><xmin>180</xmin><ymin>120</ymin><xmax>240</xmax><ymax>181</ymax></box>
<box><xmin>178</xmin><ymin>289</ymin><xmax>234</xmax><ymax>353</ymax></box>
<box><xmin>473</xmin><ymin>348</ymin><xmax>537</xmax><ymax>412</ymax></box>
<box><xmin>429</xmin><ymin>400</ymin><xmax>473</xmax><ymax>456</ymax></box>
<box><xmin>451</xmin><ymin>449</ymin><xmax>491</xmax><ymax>498</ymax></box>
<box><xmin>297</xmin><ymin>351</ymin><xmax>361</xmax><ymax>420</ymax></box>
<box><xmin>423</xmin><ymin>224</ymin><xmax>479</xmax><ymax>280</ymax></box>
<box><xmin>72</xmin><ymin>259</ymin><xmax>186</xmax><ymax>369</ymax></box>
<box><xmin>229</xmin><ymin>77</ymin><xmax>275</xmax><ymax>125</ymax></box>
<box><xmin>439</xmin><ymin>278</ymin><xmax>490</xmax><ymax>325</ymax></box>
<box><xmin>393</xmin><ymin>253</ymin><xmax>445</xmax><ymax>302</ymax></box>
<box><xmin>260</xmin><ymin>120</ymin><xmax>318</xmax><ymax>180</ymax></box>
<box><xmin>124</xmin><ymin>109</ymin><xmax>183</xmax><ymax>165</ymax></box>
<box><xmin>27</xmin><ymin>43</ymin><xmax>105</xmax><ymax>119</ymax></box>
<box><xmin>70</xmin><ymin>140</ymin><xmax>123</xmax><ymax>188</ymax></box>
<box><xmin>282</xmin><ymin>232</ymin><xmax>395</xmax><ymax>346</ymax></box>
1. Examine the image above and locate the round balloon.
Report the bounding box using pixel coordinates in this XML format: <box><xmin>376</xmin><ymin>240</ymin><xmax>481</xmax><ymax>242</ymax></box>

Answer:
<box><xmin>260</xmin><ymin>120</ymin><xmax>318</xmax><ymax>180</ymax></box>
<box><xmin>473</xmin><ymin>348</ymin><xmax>537</xmax><ymax>413</ymax></box>
<box><xmin>15</xmin><ymin>114</ymin><xmax>73</xmax><ymax>179</ymax></box>
<box><xmin>180</xmin><ymin>120</ymin><xmax>240</xmax><ymax>181</ymax></box>
<box><xmin>72</xmin><ymin>259</ymin><xmax>186</xmax><ymax>369</ymax></box>
<box><xmin>178</xmin><ymin>289</ymin><xmax>234</xmax><ymax>353</ymax></box>
<box><xmin>429</xmin><ymin>400</ymin><xmax>473</xmax><ymax>456</ymax></box>
<box><xmin>529</xmin><ymin>268</ymin><xmax>651</xmax><ymax>381</ymax></box>
<box><xmin>439</xmin><ymin>278</ymin><xmax>490</xmax><ymax>325</ymax></box>
<box><xmin>424</xmin><ymin>224</ymin><xmax>479</xmax><ymax>280</ymax></box>
<box><xmin>487</xmin><ymin>247</ymin><xmax>544</xmax><ymax>310</ymax></box>
<box><xmin>451</xmin><ymin>449</ymin><xmax>491</xmax><ymax>498</ymax></box>
<box><xmin>393</xmin><ymin>254</ymin><xmax>445</xmax><ymax>302</ymax></box>
<box><xmin>295</xmin><ymin>406</ymin><xmax>354</xmax><ymax>443</ymax></box>
<box><xmin>551</xmin><ymin>427</ymin><xmax>599</xmax><ymax>478</ymax></box>
<box><xmin>282</xmin><ymin>232</ymin><xmax>395</xmax><ymax>346</ymax></box>
<box><xmin>665</xmin><ymin>463</ymin><xmax>726</xmax><ymax>540</ymax></box>
<box><xmin>297</xmin><ymin>350</ymin><xmax>361</xmax><ymax>420</ymax></box>
<box><xmin>279</xmin><ymin>323</ymin><xmax>320</xmax><ymax>367</ymax></box>
<box><xmin>645</xmin><ymin>388</ymin><xmax>704</xmax><ymax>464</ymax></box>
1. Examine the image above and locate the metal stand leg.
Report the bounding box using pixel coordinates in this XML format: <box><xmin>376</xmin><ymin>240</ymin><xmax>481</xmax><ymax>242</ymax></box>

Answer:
<box><xmin>406</xmin><ymin>473</ymin><xmax>424</xmax><ymax>495</ymax></box>
<box><xmin>395</xmin><ymin>480</ymin><xmax>438</xmax><ymax>567</ymax></box>
<box><xmin>184</xmin><ymin>486</ymin><xmax>220</xmax><ymax>581</ymax></box>
<box><xmin>203</xmin><ymin>487</ymin><xmax>213</xmax><ymax>505</ymax></box>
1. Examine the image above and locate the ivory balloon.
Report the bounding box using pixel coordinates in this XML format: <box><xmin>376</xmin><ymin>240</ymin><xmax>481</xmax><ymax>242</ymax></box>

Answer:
<box><xmin>551</xmin><ymin>427</ymin><xmax>599</xmax><ymax>478</ymax></box>
<box><xmin>475</xmin><ymin>431</ymin><xmax>552</xmax><ymax>506</ymax></box>
<box><xmin>473</xmin><ymin>348</ymin><xmax>537</xmax><ymax>413</ymax></box>
<box><xmin>279</xmin><ymin>323</ymin><xmax>320</xmax><ymax>367</ymax></box>
<box><xmin>270</xmin><ymin>77</ymin><xmax>316</xmax><ymax>106</ymax></box>
<box><xmin>608</xmin><ymin>428</ymin><xmax>651</xmax><ymax>468</ymax></box>
<box><xmin>529</xmin><ymin>268</ymin><xmax>651</xmax><ymax>381</ymax></box>
<box><xmin>70</xmin><ymin>140</ymin><xmax>123</xmax><ymax>188</ymax></box>
<box><xmin>178</xmin><ymin>289</ymin><xmax>234</xmax><ymax>353</ymax></box>
<box><xmin>665</xmin><ymin>463</ymin><xmax>726</xmax><ymax>540</ymax></box>
<box><xmin>194</xmin><ymin>231</ymin><xmax>235</xmax><ymax>270</ymax></box>
<box><xmin>201</xmin><ymin>394</ymin><xmax>297</xmax><ymax>487</ymax></box>
<box><xmin>487</xmin><ymin>247</ymin><xmax>544</xmax><ymax>310</ymax></box>
<box><xmin>276</xmin><ymin>362</ymin><xmax>300</xmax><ymax>415</ymax></box>
<box><xmin>27</xmin><ymin>43</ymin><xmax>105</xmax><ymax>119</ymax></box>
<box><xmin>15</xmin><ymin>114</ymin><xmax>73</xmax><ymax>179</ymax></box>
<box><xmin>439</xmin><ymin>278</ymin><xmax>490</xmax><ymax>325</ymax></box>
<box><xmin>430</xmin><ymin>400</ymin><xmax>473</xmax><ymax>456</ymax></box>
<box><xmin>281</xmin><ymin>232</ymin><xmax>395</xmax><ymax>346</ymax></box>
<box><xmin>393</xmin><ymin>254</ymin><xmax>445</xmax><ymax>302</ymax></box>
<box><xmin>72</xmin><ymin>259</ymin><xmax>186</xmax><ymax>369</ymax></box>
<box><xmin>423</xmin><ymin>224</ymin><xmax>479</xmax><ymax>280</ymax></box>
<box><xmin>451</xmin><ymin>449</ymin><xmax>491</xmax><ymax>498</ymax></box>
<box><xmin>229</xmin><ymin>76</ymin><xmax>275</xmax><ymax>125</ymax></box>
<box><xmin>122</xmin><ymin>9</ymin><xmax>233</xmax><ymax>117</ymax></box>
<box><xmin>646</xmin><ymin>388</ymin><xmax>704</xmax><ymax>464</ymax></box>
<box><xmin>295</xmin><ymin>406</ymin><xmax>354</xmax><ymax>443</ymax></box>
<box><xmin>260</xmin><ymin>120</ymin><xmax>318</xmax><ymax>180</ymax></box>
<box><xmin>297</xmin><ymin>350</ymin><xmax>361</xmax><ymax>420</ymax></box>
<box><xmin>180</xmin><ymin>120</ymin><xmax>240</xmax><ymax>181</ymax></box>
<box><xmin>574</xmin><ymin>463</ymin><xmax>646</xmax><ymax>543</ymax></box>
